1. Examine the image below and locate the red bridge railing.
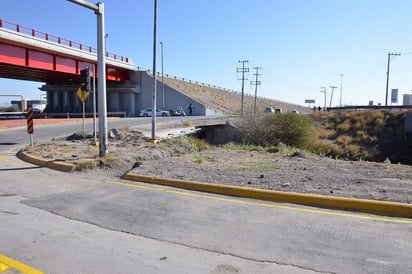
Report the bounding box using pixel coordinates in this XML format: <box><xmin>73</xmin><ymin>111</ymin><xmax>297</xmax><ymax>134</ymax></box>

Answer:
<box><xmin>0</xmin><ymin>19</ymin><xmax>130</xmax><ymax>64</ymax></box>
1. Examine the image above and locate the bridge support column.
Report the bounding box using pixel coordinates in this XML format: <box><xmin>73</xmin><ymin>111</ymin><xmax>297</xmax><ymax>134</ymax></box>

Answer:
<box><xmin>62</xmin><ymin>91</ymin><xmax>69</xmax><ymax>113</ymax></box>
<box><xmin>108</xmin><ymin>92</ymin><xmax>119</xmax><ymax>112</ymax></box>
<box><xmin>52</xmin><ymin>91</ymin><xmax>59</xmax><ymax>112</ymax></box>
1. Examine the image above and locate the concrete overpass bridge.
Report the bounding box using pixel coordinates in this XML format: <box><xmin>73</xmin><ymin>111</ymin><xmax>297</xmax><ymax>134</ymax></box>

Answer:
<box><xmin>0</xmin><ymin>19</ymin><xmax>147</xmax><ymax>116</ymax></box>
<box><xmin>0</xmin><ymin>19</ymin><xmax>209</xmax><ymax>117</ymax></box>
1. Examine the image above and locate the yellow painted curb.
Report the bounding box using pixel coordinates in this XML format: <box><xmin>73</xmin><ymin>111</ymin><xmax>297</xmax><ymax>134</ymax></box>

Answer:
<box><xmin>0</xmin><ymin>254</ymin><xmax>44</xmax><ymax>274</ymax></box>
<box><xmin>122</xmin><ymin>173</ymin><xmax>412</xmax><ymax>218</ymax></box>
<box><xmin>17</xmin><ymin>149</ymin><xmax>76</xmax><ymax>172</ymax></box>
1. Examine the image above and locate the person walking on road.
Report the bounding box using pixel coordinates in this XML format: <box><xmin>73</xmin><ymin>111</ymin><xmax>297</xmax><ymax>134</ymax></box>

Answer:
<box><xmin>188</xmin><ymin>103</ymin><xmax>194</xmax><ymax>116</ymax></box>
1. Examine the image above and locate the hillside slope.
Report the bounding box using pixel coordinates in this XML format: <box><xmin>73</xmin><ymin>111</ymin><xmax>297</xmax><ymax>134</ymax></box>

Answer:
<box><xmin>161</xmin><ymin>76</ymin><xmax>309</xmax><ymax>115</ymax></box>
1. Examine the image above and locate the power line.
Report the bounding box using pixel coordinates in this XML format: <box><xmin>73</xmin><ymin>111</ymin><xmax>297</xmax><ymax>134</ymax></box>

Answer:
<box><xmin>251</xmin><ymin>67</ymin><xmax>262</xmax><ymax>115</ymax></box>
<box><xmin>385</xmin><ymin>52</ymin><xmax>401</xmax><ymax>106</ymax></box>
<box><xmin>237</xmin><ymin>60</ymin><xmax>249</xmax><ymax>116</ymax></box>
<box><xmin>329</xmin><ymin>85</ymin><xmax>338</xmax><ymax>108</ymax></box>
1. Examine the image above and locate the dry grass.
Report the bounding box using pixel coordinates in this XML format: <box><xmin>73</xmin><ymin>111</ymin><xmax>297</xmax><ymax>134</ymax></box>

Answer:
<box><xmin>162</xmin><ymin>76</ymin><xmax>309</xmax><ymax>115</ymax></box>
<box><xmin>310</xmin><ymin>110</ymin><xmax>409</xmax><ymax>162</ymax></box>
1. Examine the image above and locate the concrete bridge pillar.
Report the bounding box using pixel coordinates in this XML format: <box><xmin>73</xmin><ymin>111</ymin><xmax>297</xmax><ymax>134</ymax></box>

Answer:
<box><xmin>108</xmin><ymin>92</ymin><xmax>119</xmax><ymax>112</ymax></box>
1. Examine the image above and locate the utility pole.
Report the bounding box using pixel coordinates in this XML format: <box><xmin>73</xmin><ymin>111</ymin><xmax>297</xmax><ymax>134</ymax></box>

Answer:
<box><xmin>251</xmin><ymin>67</ymin><xmax>262</xmax><ymax>115</ymax></box>
<box><xmin>237</xmin><ymin>60</ymin><xmax>249</xmax><ymax>116</ymax></box>
<box><xmin>320</xmin><ymin>87</ymin><xmax>326</xmax><ymax>111</ymax></box>
<box><xmin>339</xmin><ymin>74</ymin><xmax>344</xmax><ymax>108</ymax></box>
<box><xmin>329</xmin><ymin>86</ymin><xmax>337</xmax><ymax>108</ymax></box>
<box><xmin>385</xmin><ymin>52</ymin><xmax>401</xmax><ymax>106</ymax></box>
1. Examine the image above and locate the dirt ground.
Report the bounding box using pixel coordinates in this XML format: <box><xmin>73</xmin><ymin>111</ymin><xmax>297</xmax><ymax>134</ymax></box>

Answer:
<box><xmin>24</xmin><ymin>126</ymin><xmax>412</xmax><ymax>204</ymax></box>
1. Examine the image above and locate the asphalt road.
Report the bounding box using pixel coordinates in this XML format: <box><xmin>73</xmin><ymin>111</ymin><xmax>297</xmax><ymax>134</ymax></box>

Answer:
<box><xmin>1</xmin><ymin>118</ymin><xmax>412</xmax><ymax>274</ymax></box>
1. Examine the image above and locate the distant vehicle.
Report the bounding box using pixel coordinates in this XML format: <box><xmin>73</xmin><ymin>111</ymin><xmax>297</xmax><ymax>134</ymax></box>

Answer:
<box><xmin>138</xmin><ymin>108</ymin><xmax>169</xmax><ymax>117</ymax></box>
<box><xmin>264</xmin><ymin>107</ymin><xmax>275</xmax><ymax>113</ymax></box>
<box><xmin>291</xmin><ymin>110</ymin><xmax>299</xmax><ymax>114</ymax></box>
<box><xmin>169</xmin><ymin>107</ymin><xmax>186</xmax><ymax>116</ymax></box>
<box><xmin>275</xmin><ymin>108</ymin><xmax>283</xmax><ymax>113</ymax></box>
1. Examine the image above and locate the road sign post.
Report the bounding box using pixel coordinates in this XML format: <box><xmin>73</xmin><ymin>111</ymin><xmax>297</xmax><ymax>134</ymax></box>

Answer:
<box><xmin>26</xmin><ymin>105</ymin><xmax>34</xmax><ymax>146</ymax></box>
<box><xmin>77</xmin><ymin>86</ymin><xmax>89</xmax><ymax>137</ymax></box>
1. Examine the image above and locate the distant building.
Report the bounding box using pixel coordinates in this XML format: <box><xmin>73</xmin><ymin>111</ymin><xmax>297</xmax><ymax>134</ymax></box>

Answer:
<box><xmin>403</xmin><ymin>94</ymin><xmax>412</xmax><ymax>105</ymax></box>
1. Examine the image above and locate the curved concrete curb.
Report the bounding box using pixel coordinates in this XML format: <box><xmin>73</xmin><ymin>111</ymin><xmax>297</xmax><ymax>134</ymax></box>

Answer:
<box><xmin>17</xmin><ymin>149</ymin><xmax>76</xmax><ymax>172</ymax></box>
<box><xmin>122</xmin><ymin>173</ymin><xmax>412</xmax><ymax>218</ymax></box>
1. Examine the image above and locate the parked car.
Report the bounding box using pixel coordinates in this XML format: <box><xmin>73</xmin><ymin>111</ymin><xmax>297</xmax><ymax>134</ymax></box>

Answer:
<box><xmin>138</xmin><ymin>108</ymin><xmax>169</xmax><ymax>117</ymax></box>
<box><xmin>264</xmin><ymin>107</ymin><xmax>275</xmax><ymax>113</ymax></box>
<box><xmin>169</xmin><ymin>106</ymin><xmax>186</xmax><ymax>116</ymax></box>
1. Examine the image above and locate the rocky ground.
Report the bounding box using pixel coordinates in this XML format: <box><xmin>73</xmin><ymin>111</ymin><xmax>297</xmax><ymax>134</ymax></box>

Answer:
<box><xmin>24</xmin><ymin>125</ymin><xmax>412</xmax><ymax>204</ymax></box>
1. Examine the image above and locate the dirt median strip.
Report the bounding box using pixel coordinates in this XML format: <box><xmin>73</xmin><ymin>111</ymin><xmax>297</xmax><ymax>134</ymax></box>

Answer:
<box><xmin>122</xmin><ymin>172</ymin><xmax>412</xmax><ymax>218</ymax></box>
<box><xmin>16</xmin><ymin>148</ymin><xmax>412</xmax><ymax>218</ymax></box>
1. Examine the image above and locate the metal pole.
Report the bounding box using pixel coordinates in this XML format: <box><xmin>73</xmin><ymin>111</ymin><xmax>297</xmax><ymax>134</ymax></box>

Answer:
<box><xmin>151</xmin><ymin>0</ymin><xmax>158</xmax><ymax>141</ymax></box>
<box><xmin>96</xmin><ymin>3</ymin><xmax>108</xmax><ymax>156</ymax></box>
<box><xmin>82</xmin><ymin>101</ymin><xmax>85</xmax><ymax>137</ymax></box>
<box><xmin>160</xmin><ymin>41</ymin><xmax>165</xmax><ymax>110</ymax></box>
<box><xmin>67</xmin><ymin>0</ymin><xmax>108</xmax><ymax>156</ymax></box>
<box><xmin>92</xmin><ymin>65</ymin><xmax>97</xmax><ymax>142</ymax></box>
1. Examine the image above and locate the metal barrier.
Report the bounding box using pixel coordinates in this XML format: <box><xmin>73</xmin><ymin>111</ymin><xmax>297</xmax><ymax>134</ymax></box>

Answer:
<box><xmin>0</xmin><ymin>18</ymin><xmax>130</xmax><ymax>64</ymax></box>
<box><xmin>46</xmin><ymin>112</ymin><xmax>127</xmax><ymax>118</ymax></box>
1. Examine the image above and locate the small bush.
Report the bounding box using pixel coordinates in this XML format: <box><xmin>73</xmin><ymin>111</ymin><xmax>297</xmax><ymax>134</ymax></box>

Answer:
<box><xmin>165</xmin><ymin>136</ymin><xmax>209</xmax><ymax>151</ymax></box>
<box><xmin>235</xmin><ymin>114</ymin><xmax>316</xmax><ymax>149</ymax></box>
<box><xmin>267</xmin><ymin>113</ymin><xmax>316</xmax><ymax>148</ymax></box>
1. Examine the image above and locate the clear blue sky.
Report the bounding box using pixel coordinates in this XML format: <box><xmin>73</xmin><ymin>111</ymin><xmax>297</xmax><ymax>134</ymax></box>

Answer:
<box><xmin>1</xmin><ymin>0</ymin><xmax>412</xmax><ymax>107</ymax></box>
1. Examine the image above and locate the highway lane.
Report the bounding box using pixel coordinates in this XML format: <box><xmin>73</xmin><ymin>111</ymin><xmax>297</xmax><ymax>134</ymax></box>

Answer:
<box><xmin>1</xmin><ymin>118</ymin><xmax>412</xmax><ymax>273</ymax></box>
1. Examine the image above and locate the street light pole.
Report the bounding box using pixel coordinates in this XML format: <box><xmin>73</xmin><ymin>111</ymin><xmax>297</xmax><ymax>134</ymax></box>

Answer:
<box><xmin>151</xmin><ymin>0</ymin><xmax>158</xmax><ymax>141</ymax></box>
<box><xmin>160</xmin><ymin>41</ymin><xmax>165</xmax><ymax>110</ymax></box>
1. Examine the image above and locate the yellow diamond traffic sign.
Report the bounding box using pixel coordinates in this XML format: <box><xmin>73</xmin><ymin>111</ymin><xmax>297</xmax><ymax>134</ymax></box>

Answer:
<box><xmin>77</xmin><ymin>86</ymin><xmax>89</xmax><ymax>102</ymax></box>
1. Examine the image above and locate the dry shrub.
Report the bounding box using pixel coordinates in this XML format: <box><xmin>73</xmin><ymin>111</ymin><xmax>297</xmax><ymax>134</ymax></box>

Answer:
<box><xmin>336</xmin><ymin>119</ymin><xmax>352</xmax><ymax>135</ymax></box>
<box><xmin>336</xmin><ymin>135</ymin><xmax>353</xmax><ymax>145</ymax></box>
<box><xmin>183</xmin><ymin>120</ymin><xmax>194</xmax><ymax>127</ymax></box>
<box><xmin>317</xmin><ymin>128</ymin><xmax>335</xmax><ymax>139</ymax></box>
<box><xmin>307</xmin><ymin>140</ymin><xmax>344</xmax><ymax>158</ymax></box>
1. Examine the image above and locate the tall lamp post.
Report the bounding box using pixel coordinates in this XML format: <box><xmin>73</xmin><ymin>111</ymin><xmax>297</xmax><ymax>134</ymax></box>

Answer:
<box><xmin>160</xmin><ymin>41</ymin><xmax>165</xmax><ymax>110</ymax></box>
<box><xmin>151</xmin><ymin>0</ymin><xmax>158</xmax><ymax>141</ymax></box>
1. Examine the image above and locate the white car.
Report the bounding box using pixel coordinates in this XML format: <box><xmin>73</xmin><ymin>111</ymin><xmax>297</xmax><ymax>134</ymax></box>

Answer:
<box><xmin>138</xmin><ymin>108</ymin><xmax>169</xmax><ymax>117</ymax></box>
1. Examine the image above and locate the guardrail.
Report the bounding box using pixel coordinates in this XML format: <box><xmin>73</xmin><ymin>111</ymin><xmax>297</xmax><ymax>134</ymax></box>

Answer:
<box><xmin>0</xmin><ymin>111</ymin><xmax>127</xmax><ymax>119</ymax></box>
<box><xmin>46</xmin><ymin>112</ymin><xmax>127</xmax><ymax>118</ymax></box>
<box><xmin>327</xmin><ymin>105</ymin><xmax>412</xmax><ymax>111</ymax></box>
<box><xmin>0</xmin><ymin>112</ymin><xmax>26</xmax><ymax>119</ymax></box>
<box><xmin>0</xmin><ymin>18</ymin><xmax>130</xmax><ymax>64</ymax></box>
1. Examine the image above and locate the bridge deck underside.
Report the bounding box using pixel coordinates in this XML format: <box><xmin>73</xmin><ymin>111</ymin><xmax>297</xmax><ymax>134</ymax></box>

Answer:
<box><xmin>0</xmin><ymin>42</ymin><xmax>128</xmax><ymax>83</ymax></box>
